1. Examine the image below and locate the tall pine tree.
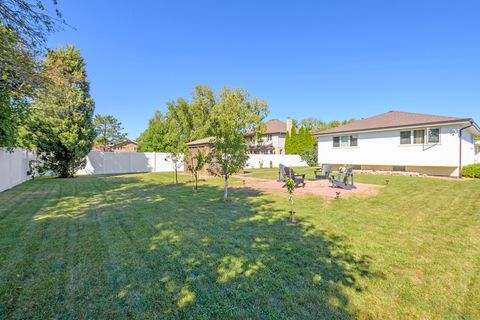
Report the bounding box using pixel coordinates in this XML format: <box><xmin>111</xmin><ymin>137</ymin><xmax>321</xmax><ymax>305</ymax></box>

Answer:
<box><xmin>285</xmin><ymin>131</ymin><xmax>291</xmax><ymax>154</ymax></box>
<box><xmin>30</xmin><ymin>45</ymin><xmax>95</xmax><ymax>178</ymax></box>
<box><xmin>289</xmin><ymin>126</ymin><xmax>297</xmax><ymax>154</ymax></box>
<box><xmin>298</xmin><ymin>127</ymin><xmax>306</xmax><ymax>153</ymax></box>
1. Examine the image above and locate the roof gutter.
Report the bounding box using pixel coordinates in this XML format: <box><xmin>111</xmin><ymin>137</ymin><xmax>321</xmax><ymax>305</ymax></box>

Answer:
<box><xmin>458</xmin><ymin>121</ymin><xmax>473</xmax><ymax>178</ymax></box>
<box><xmin>312</xmin><ymin>119</ymin><xmax>475</xmax><ymax>137</ymax></box>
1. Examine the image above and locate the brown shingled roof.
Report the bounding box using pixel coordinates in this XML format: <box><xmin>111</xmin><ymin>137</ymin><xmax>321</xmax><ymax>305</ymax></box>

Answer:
<box><xmin>245</xmin><ymin>119</ymin><xmax>287</xmax><ymax>136</ymax></box>
<box><xmin>264</xmin><ymin>119</ymin><xmax>287</xmax><ymax>134</ymax></box>
<box><xmin>313</xmin><ymin>111</ymin><xmax>471</xmax><ymax>136</ymax></box>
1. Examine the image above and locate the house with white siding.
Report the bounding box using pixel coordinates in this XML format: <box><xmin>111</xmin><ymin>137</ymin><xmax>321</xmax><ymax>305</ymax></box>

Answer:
<box><xmin>245</xmin><ymin>118</ymin><xmax>293</xmax><ymax>154</ymax></box>
<box><xmin>313</xmin><ymin>111</ymin><xmax>480</xmax><ymax>177</ymax></box>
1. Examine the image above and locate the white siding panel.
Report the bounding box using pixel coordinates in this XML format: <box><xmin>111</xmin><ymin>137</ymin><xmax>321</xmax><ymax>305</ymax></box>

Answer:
<box><xmin>317</xmin><ymin>125</ymin><xmax>471</xmax><ymax>169</ymax></box>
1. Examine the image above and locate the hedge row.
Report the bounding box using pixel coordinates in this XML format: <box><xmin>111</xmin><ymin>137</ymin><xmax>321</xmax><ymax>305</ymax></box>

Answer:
<box><xmin>462</xmin><ymin>164</ymin><xmax>480</xmax><ymax>178</ymax></box>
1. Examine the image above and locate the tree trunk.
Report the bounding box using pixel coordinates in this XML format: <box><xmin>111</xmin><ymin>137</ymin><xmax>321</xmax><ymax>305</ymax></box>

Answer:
<box><xmin>223</xmin><ymin>175</ymin><xmax>229</xmax><ymax>200</ymax></box>
<box><xmin>194</xmin><ymin>174</ymin><xmax>198</xmax><ymax>192</ymax></box>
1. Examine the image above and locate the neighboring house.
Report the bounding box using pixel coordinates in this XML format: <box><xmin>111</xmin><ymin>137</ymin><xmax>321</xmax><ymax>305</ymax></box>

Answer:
<box><xmin>184</xmin><ymin>118</ymin><xmax>293</xmax><ymax>174</ymax></box>
<box><xmin>92</xmin><ymin>139</ymin><xmax>138</xmax><ymax>152</ymax></box>
<box><xmin>313</xmin><ymin>111</ymin><xmax>480</xmax><ymax>177</ymax></box>
<box><xmin>245</xmin><ymin>118</ymin><xmax>293</xmax><ymax>154</ymax></box>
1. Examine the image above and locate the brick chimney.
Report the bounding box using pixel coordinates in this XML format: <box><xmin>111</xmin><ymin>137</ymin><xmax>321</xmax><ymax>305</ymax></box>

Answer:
<box><xmin>286</xmin><ymin>117</ymin><xmax>293</xmax><ymax>133</ymax></box>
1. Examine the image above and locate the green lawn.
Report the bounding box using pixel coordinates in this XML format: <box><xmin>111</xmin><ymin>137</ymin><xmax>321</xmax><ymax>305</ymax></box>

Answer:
<box><xmin>1</xmin><ymin>170</ymin><xmax>479</xmax><ymax>319</ymax></box>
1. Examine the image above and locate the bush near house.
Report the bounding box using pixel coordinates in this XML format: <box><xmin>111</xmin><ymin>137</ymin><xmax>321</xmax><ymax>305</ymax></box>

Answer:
<box><xmin>462</xmin><ymin>164</ymin><xmax>480</xmax><ymax>178</ymax></box>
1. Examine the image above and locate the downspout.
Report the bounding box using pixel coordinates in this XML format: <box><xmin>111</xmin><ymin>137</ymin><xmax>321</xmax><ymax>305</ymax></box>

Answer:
<box><xmin>458</xmin><ymin>122</ymin><xmax>473</xmax><ymax>178</ymax></box>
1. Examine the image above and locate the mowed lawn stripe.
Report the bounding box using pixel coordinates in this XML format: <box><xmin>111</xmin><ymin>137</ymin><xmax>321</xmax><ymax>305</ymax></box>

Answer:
<box><xmin>59</xmin><ymin>178</ymin><xmax>124</xmax><ymax>319</ymax></box>
<box><xmin>87</xmin><ymin>175</ymin><xmax>184</xmax><ymax>318</ymax></box>
<box><xmin>0</xmin><ymin>181</ymin><xmax>63</xmax><ymax>317</ymax></box>
<box><xmin>9</xmin><ymin>179</ymin><xmax>76</xmax><ymax>319</ymax></box>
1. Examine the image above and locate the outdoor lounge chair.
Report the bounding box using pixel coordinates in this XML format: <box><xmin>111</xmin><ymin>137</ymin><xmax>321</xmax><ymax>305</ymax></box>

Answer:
<box><xmin>279</xmin><ymin>164</ymin><xmax>306</xmax><ymax>187</ymax></box>
<box><xmin>314</xmin><ymin>164</ymin><xmax>332</xmax><ymax>180</ymax></box>
<box><xmin>329</xmin><ymin>167</ymin><xmax>355</xmax><ymax>190</ymax></box>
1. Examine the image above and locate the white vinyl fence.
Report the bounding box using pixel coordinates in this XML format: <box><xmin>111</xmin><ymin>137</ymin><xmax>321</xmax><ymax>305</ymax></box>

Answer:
<box><xmin>246</xmin><ymin>154</ymin><xmax>307</xmax><ymax>169</ymax></box>
<box><xmin>77</xmin><ymin>152</ymin><xmax>184</xmax><ymax>175</ymax></box>
<box><xmin>77</xmin><ymin>152</ymin><xmax>307</xmax><ymax>174</ymax></box>
<box><xmin>0</xmin><ymin>148</ymin><xmax>36</xmax><ymax>192</ymax></box>
<box><xmin>0</xmin><ymin>150</ymin><xmax>308</xmax><ymax>192</ymax></box>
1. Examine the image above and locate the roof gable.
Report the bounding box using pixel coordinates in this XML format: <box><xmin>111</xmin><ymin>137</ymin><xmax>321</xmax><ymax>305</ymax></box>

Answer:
<box><xmin>313</xmin><ymin>111</ymin><xmax>471</xmax><ymax>136</ymax></box>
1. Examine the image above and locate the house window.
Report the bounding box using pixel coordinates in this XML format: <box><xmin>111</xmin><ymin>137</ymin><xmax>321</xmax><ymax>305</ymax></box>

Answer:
<box><xmin>400</xmin><ymin>131</ymin><xmax>411</xmax><ymax>145</ymax></box>
<box><xmin>350</xmin><ymin>135</ymin><xmax>358</xmax><ymax>147</ymax></box>
<box><xmin>333</xmin><ymin>135</ymin><xmax>358</xmax><ymax>148</ymax></box>
<box><xmin>266</xmin><ymin>134</ymin><xmax>272</xmax><ymax>141</ymax></box>
<box><xmin>333</xmin><ymin>137</ymin><xmax>340</xmax><ymax>148</ymax></box>
<box><xmin>413</xmin><ymin>129</ymin><xmax>425</xmax><ymax>144</ymax></box>
<box><xmin>400</xmin><ymin>128</ymin><xmax>439</xmax><ymax>145</ymax></box>
<box><xmin>427</xmin><ymin>128</ymin><xmax>440</xmax><ymax>144</ymax></box>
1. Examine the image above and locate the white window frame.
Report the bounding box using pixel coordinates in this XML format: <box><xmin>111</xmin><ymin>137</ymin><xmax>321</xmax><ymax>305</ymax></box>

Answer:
<box><xmin>333</xmin><ymin>135</ymin><xmax>359</xmax><ymax>148</ymax></box>
<box><xmin>399</xmin><ymin>127</ymin><xmax>441</xmax><ymax>146</ymax></box>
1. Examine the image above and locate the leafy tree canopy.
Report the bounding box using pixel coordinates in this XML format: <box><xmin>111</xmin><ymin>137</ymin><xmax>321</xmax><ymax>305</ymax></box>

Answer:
<box><xmin>0</xmin><ymin>0</ymin><xmax>64</xmax><ymax>52</ymax></box>
<box><xmin>136</xmin><ymin>110</ymin><xmax>169</xmax><ymax>152</ymax></box>
<box><xmin>294</xmin><ymin>117</ymin><xmax>356</xmax><ymax>133</ymax></box>
<box><xmin>208</xmin><ymin>86</ymin><xmax>268</xmax><ymax>199</ymax></box>
<box><xmin>0</xmin><ymin>26</ymin><xmax>37</xmax><ymax>149</ymax></box>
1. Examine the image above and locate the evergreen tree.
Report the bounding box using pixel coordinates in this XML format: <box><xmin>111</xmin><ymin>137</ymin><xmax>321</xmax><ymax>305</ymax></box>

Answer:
<box><xmin>286</xmin><ymin>126</ymin><xmax>316</xmax><ymax>155</ymax></box>
<box><xmin>29</xmin><ymin>45</ymin><xmax>95</xmax><ymax>178</ymax></box>
<box><xmin>298</xmin><ymin>127</ymin><xmax>306</xmax><ymax>153</ymax></box>
<box><xmin>304</xmin><ymin>128</ymin><xmax>315</xmax><ymax>151</ymax></box>
<box><xmin>93</xmin><ymin>114</ymin><xmax>127</xmax><ymax>151</ymax></box>
<box><xmin>289</xmin><ymin>126</ymin><xmax>297</xmax><ymax>154</ymax></box>
<box><xmin>285</xmin><ymin>131</ymin><xmax>291</xmax><ymax>154</ymax></box>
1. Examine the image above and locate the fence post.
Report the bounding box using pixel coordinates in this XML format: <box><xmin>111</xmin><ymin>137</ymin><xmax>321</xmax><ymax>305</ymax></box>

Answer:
<box><xmin>154</xmin><ymin>152</ymin><xmax>157</xmax><ymax>172</ymax></box>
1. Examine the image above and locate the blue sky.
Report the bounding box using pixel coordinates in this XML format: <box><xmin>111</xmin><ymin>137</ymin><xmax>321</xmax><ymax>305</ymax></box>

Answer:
<box><xmin>47</xmin><ymin>0</ymin><xmax>480</xmax><ymax>138</ymax></box>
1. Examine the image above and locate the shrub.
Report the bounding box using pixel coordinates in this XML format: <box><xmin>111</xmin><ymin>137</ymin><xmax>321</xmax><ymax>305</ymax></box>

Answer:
<box><xmin>300</xmin><ymin>143</ymin><xmax>318</xmax><ymax>167</ymax></box>
<box><xmin>462</xmin><ymin>164</ymin><xmax>480</xmax><ymax>178</ymax></box>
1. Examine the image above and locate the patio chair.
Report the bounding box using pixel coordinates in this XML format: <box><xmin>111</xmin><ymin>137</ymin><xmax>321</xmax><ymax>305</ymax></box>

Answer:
<box><xmin>279</xmin><ymin>164</ymin><xmax>306</xmax><ymax>187</ymax></box>
<box><xmin>314</xmin><ymin>164</ymin><xmax>332</xmax><ymax>180</ymax></box>
<box><xmin>329</xmin><ymin>167</ymin><xmax>355</xmax><ymax>190</ymax></box>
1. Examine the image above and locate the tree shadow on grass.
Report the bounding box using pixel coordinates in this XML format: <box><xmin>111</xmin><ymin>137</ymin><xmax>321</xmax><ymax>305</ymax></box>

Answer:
<box><xmin>2</xmin><ymin>174</ymin><xmax>376</xmax><ymax>319</ymax></box>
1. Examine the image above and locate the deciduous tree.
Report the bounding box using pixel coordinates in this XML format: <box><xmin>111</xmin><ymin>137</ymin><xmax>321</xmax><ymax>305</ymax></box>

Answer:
<box><xmin>0</xmin><ymin>1</ymin><xmax>66</xmax><ymax>149</ymax></box>
<box><xmin>0</xmin><ymin>0</ymin><xmax>64</xmax><ymax>53</ymax></box>
<box><xmin>187</xmin><ymin>149</ymin><xmax>206</xmax><ymax>192</ymax></box>
<box><xmin>0</xmin><ymin>26</ymin><xmax>37</xmax><ymax>149</ymax></box>
<box><xmin>300</xmin><ymin>142</ymin><xmax>318</xmax><ymax>166</ymax></box>
<box><xmin>137</xmin><ymin>110</ymin><xmax>169</xmax><ymax>152</ymax></box>
<box><xmin>207</xmin><ymin>87</ymin><xmax>268</xmax><ymax>200</ymax></box>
